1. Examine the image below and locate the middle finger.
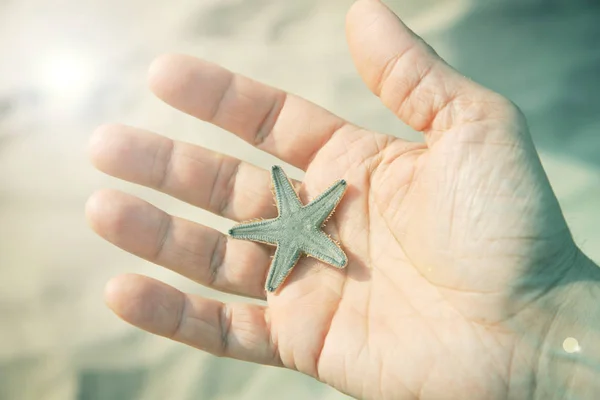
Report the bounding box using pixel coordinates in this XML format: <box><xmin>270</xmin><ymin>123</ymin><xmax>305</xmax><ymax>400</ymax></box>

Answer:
<box><xmin>90</xmin><ymin>123</ymin><xmax>295</xmax><ymax>222</ymax></box>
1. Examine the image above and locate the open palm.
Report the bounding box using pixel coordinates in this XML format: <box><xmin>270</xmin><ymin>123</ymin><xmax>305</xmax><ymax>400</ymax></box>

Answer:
<box><xmin>86</xmin><ymin>1</ymin><xmax>581</xmax><ymax>399</ymax></box>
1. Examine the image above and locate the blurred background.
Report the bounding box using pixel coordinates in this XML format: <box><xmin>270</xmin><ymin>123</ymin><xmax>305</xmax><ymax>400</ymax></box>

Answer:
<box><xmin>0</xmin><ymin>0</ymin><xmax>599</xmax><ymax>399</ymax></box>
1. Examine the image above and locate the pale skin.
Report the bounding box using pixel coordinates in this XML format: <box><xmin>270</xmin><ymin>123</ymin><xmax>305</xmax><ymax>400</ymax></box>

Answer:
<box><xmin>85</xmin><ymin>1</ymin><xmax>600</xmax><ymax>399</ymax></box>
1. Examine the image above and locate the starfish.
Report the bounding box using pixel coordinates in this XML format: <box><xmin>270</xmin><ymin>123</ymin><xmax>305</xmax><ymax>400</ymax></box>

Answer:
<box><xmin>228</xmin><ymin>165</ymin><xmax>348</xmax><ymax>293</ymax></box>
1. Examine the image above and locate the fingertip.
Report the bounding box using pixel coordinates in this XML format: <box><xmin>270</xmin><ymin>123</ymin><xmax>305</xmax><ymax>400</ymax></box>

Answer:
<box><xmin>104</xmin><ymin>274</ymin><xmax>183</xmax><ymax>337</ymax></box>
<box><xmin>104</xmin><ymin>273</ymin><xmax>137</xmax><ymax>312</ymax></box>
<box><xmin>147</xmin><ymin>53</ymin><xmax>197</xmax><ymax>103</ymax></box>
<box><xmin>346</xmin><ymin>0</ymin><xmax>409</xmax><ymax>78</ymax></box>
<box><xmin>89</xmin><ymin>123</ymin><xmax>116</xmax><ymax>167</ymax></box>
<box><xmin>89</xmin><ymin>123</ymin><xmax>136</xmax><ymax>174</ymax></box>
<box><xmin>85</xmin><ymin>189</ymin><xmax>140</xmax><ymax>241</ymax></box>
<box><xmin>346</xmin><ymin>0</ymin><xmax>387</xmax><ymax>33</ymax></box>
<box><xmin>147</xmin><ymin>53</ymin><xmax>232</xmax><ymax>122</ymax></box>
<box><xmin>85</xmin><ymin>189</ymin><xmax>113</xmax><ymax>231</ymax></box>
<box><xmin>104</xmin><ymin>274</ymin><xmax>154</xmax><ymax>326</ymax></box>
<box><xmin>345</xmin><ymin>0</ymin><xmax>508</xmax><ymax>135</ymax></box>
<box><xmin>147</xmin><ymin>53</ymin><xmax>176</xmax><ymax>92</ymax></box>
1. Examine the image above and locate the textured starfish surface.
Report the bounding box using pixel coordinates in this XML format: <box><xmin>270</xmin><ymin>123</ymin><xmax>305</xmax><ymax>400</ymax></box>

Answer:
<box><xmin>228</xmin><ymin>166</ymin><xmax>348</xmax><ymax>293</ymax></box>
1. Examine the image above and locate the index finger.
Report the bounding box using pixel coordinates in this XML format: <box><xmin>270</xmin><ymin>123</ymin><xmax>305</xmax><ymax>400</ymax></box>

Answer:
<box><xmin>148</xmin><ymin>54</ymin><xmax>355</xmax><ymax>171</ymax></box>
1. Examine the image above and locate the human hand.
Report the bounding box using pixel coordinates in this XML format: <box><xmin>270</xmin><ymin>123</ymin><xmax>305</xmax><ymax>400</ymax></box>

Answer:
<box><xmin>85</xmin><ymin>1</ymin><xmax>599</xmax><ymax>399</ymax></box>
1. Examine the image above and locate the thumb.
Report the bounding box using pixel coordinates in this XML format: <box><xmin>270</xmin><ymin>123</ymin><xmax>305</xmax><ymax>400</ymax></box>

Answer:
<box><xmin>346</xmin><ymin>0</ymin><xmax>515</xmax><ymax>140</ymax></box>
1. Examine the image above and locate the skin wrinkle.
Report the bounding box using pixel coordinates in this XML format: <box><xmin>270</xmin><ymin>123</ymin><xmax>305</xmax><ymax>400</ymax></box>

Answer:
<box><xmin>315</xmin><ymin>269</ymin><xmax>348</xmax><ymax>381</ymax></box>
<box><xmin>365</xmin><ymin>147</ymin><xmax>387</xmax><ymax>179</ymax></box>
<box><xmin>371</xmin><ymin>32</ymin><xmax>423</xmax><ymax>97</ymax></box>
<box><xmin>447</xmin><ymin>160</ymin><xmax>458</xmax><ymax>246</ymax></box>
<box><xmin>427</xmin><ymin>102</ymin><xmax>515</xmax><ymax>140</ymax></box>
<box><xmin>329</xmin><ymin>167</ymin><xmax>377</xmax><ymax>392</ymax></box>
<box><xmin>171</xmin><ymin>223</ymin><xmax>208</xmax><ymax>268</ymax></box>
<box><xmin>340</xmin><ymin>348</ymin><xmax>350</xmax><ymax>397</ymax></box>
<box><xmin>417</xmin><ymin>362</ymin><xmax>432</xmax><ymax>400</ymax></box>
<box><xmin>357</xmin><ymin>9</ymin><xmax>384</xmax><ymax>52</ymax></box>
<box><xmin>467</xmin><ymin>323</ymin><xmax>512</xmax><ymax>395</ymax></box>
<box><xmin>154</xmin><ymin>213</ymin><xmax>174</xmax><ymax>262</ymax></box>
<box><xmin>507</xmin><ymin>247</ymin><xmax>580</xmax><ymax>323</ymax></box>
<box><xmin>304</xmin><ymin>121</ymin><xmax>351</xmax><ymax>169</ymax></box>
<box><xmin>148</xmin><ymin>135</ymin><xmax>291</xmax><ymax>218</ymax></box>
<box><xmin>208</xmin><ymin>233</ymin><xmax>228</xmax><ymax>288</ymax></box>
<box><xmin>372</xmin><ymin>265</ymin><xmax>429</xmax><ymax>399</ymax></box>
<box><xmin>358</xmin><ymin>159</ymin><xmax>386</xmax><ymax>379</ymax></box>
<box><xmin>503</xmin><ymin>332</ymin><xmax>515</xmax><ymax>395</ymax></box>
<box><xmin>515</xmin><ymin>347</ymin><xmax>537</xmax><ymax>398</ymax></box>
<box><xmin>459</xmin><ymin>153</ymin><xmax>477</xmax><ymax>241</ymax></box>
<box><xmin>376</xmin><ymin>355</ymin><xmax>384</xmax><ymax>400</ymax></box>
<box><xmin>254</xmin><ymin>91</ymin><xmax>287</xmax><ymax>147</ymax></box>
<box><xmin>552</xmin><ymin>351</ymin><xmax>600</xmax><ymax>373</ymax></box>
<box><xmin>425</xmin><ymin>89</ymin><xmax>461</xmax><ymax>133</ymax></box>
<box><xmin>373</xmin><ymin>147</ymin><xmax>421</xmax><ymax>216</ymax></box>
<box><xmin>455</xmin><ymin>138</ymin><xmax>525</xmax><ymax>150</ymax></box>
<box><xmin>363</xmin><ymin>167</ymin><xmax>374</xmax><ymax>372</ymax></box>
<box><xmin>393</xmin><ymin>60</ymin><xmax>437</xmax><ymax>130</ymax></box>
<box><xmin>155</xmin><ymin>136</ymin><xmax>176</xmax><ymax>191</ymax></box>
<box><xmin>218</xmin><ymin>301</ymin><xmax>232</xmax><ymax>357</ymax></box>
<box><xmin>171</xmin><ymin>290</ymin><xmax>189</xmax><ymax>340</ymax></box>
<box><xmin>218</xmin><ymin>159</ymin><xmax>242</xmax><ymax>216</ymax></box>
<box><xmin>207</xmin><ymin>154</ymin><xmax>228</xmax><ymax>214</ymax></box>
<box><xmin>437</xmin><ymin>286</ymin><xmax>505</xmax><ymax>296</ymax></box>
<box><xmin>383</xmin><ymin>152</ymin><xmax>421</xmax><ymax>227</ymax></box>
<box><xmin>328</xmin><ymin>128</ymin><xmax>378</xmax><ymax>174</ymax></box>
<box><xmin>372</xmin><ymin>194</ymin><xmax>479</xmax><ymax>395</ymax></box>
<box><xmin>437</xmin><ymin>276</ymin><xmax>563</xmax><ymax>316</ymax></box>
<box><xmin>263</xmin><ymin>308</ymin><xmax>283</xmax><ymax>366</ymax></box>
<box><xmin>481</xmin><ymin>230</ymin><xmax>573</xmax><ymax>243</ymax></box>
<box><xmin>531</xmin><ymin>305</ymin><xmax>561</xmax><ymax>400</ymax></box>
<box><xmin>374</xmin><ymin>51</ymin><xmax>404</xmax><ymax>95</ymax></box>
<box><xmin>210</xmin><ymin>72</ymin><xmax>235</xmax><ymax>123</ymax></box>
<box><xmin>343</xmin><ymin>134</ymin><xmax>368</xmax><ymax>167</ymax></box>
<box><xmin>329</xmin><ymin>138</ymin><xmax>353</xmax><ymax>177</ymax></box>
<box><xmin>354</xmin><ymin>132</ymin><xmax>393</xmax><ymax>176</ymax></box>
<box><xmin>433</xmin><ymin>251</ymin><xmax>570</xmax><ymax>329</ymax></box>
<box><xmin>562</xmin><ymin>368</ymin><xmax>577</xmax><ymax>400</ymax></box>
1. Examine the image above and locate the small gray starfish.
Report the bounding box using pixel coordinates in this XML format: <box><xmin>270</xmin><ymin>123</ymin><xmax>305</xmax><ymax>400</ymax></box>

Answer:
<box><xmin>228</xmin><ymin>165</ymin><xmax>348</xmax><ymax>293</ymax></box>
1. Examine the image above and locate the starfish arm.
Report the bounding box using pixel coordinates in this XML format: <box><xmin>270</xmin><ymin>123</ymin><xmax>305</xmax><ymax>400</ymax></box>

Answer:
<box><xmin>302</xmin><ymin>230</ymin><xmax>348</xmax><ymax>268</ymax></box>
<box><xmin>265</xmin><ymin>243</ymin><xmax>302</xmax><ymax>292</ymax></box>
<box><xmin>228</xmin><ymin>218</ymin><xmax>280</xmax><ymax>245</ymax></box>
<box><xmin>303</xmin><ymin>179</ymin><xmax>347</xmax><ymax>227</ymax></box>
<box><xmin>271</xmin><ymin>165</ymin><xmax>303</xmax><ymax>216</ymax></box>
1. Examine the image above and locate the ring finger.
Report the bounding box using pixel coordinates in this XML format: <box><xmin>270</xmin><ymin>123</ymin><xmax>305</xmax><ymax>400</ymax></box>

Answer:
<box><xmin>86</xmin><ymin>189</ymin><xmax>272</xmax><ymax>299</ymax></box>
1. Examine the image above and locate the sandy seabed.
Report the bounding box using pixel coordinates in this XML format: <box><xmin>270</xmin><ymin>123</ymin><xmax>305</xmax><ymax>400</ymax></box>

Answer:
<box><xmin>0</xmin><ymin>0</ymin><xmax>599</xmax><ymax>399</ymax></box>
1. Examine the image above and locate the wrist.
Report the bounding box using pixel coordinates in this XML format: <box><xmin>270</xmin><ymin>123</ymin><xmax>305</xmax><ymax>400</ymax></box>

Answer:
<box><xmin>530</xmin><ymin>250</ymin><xmax>600</xmax><ymax>398</ymax></box>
